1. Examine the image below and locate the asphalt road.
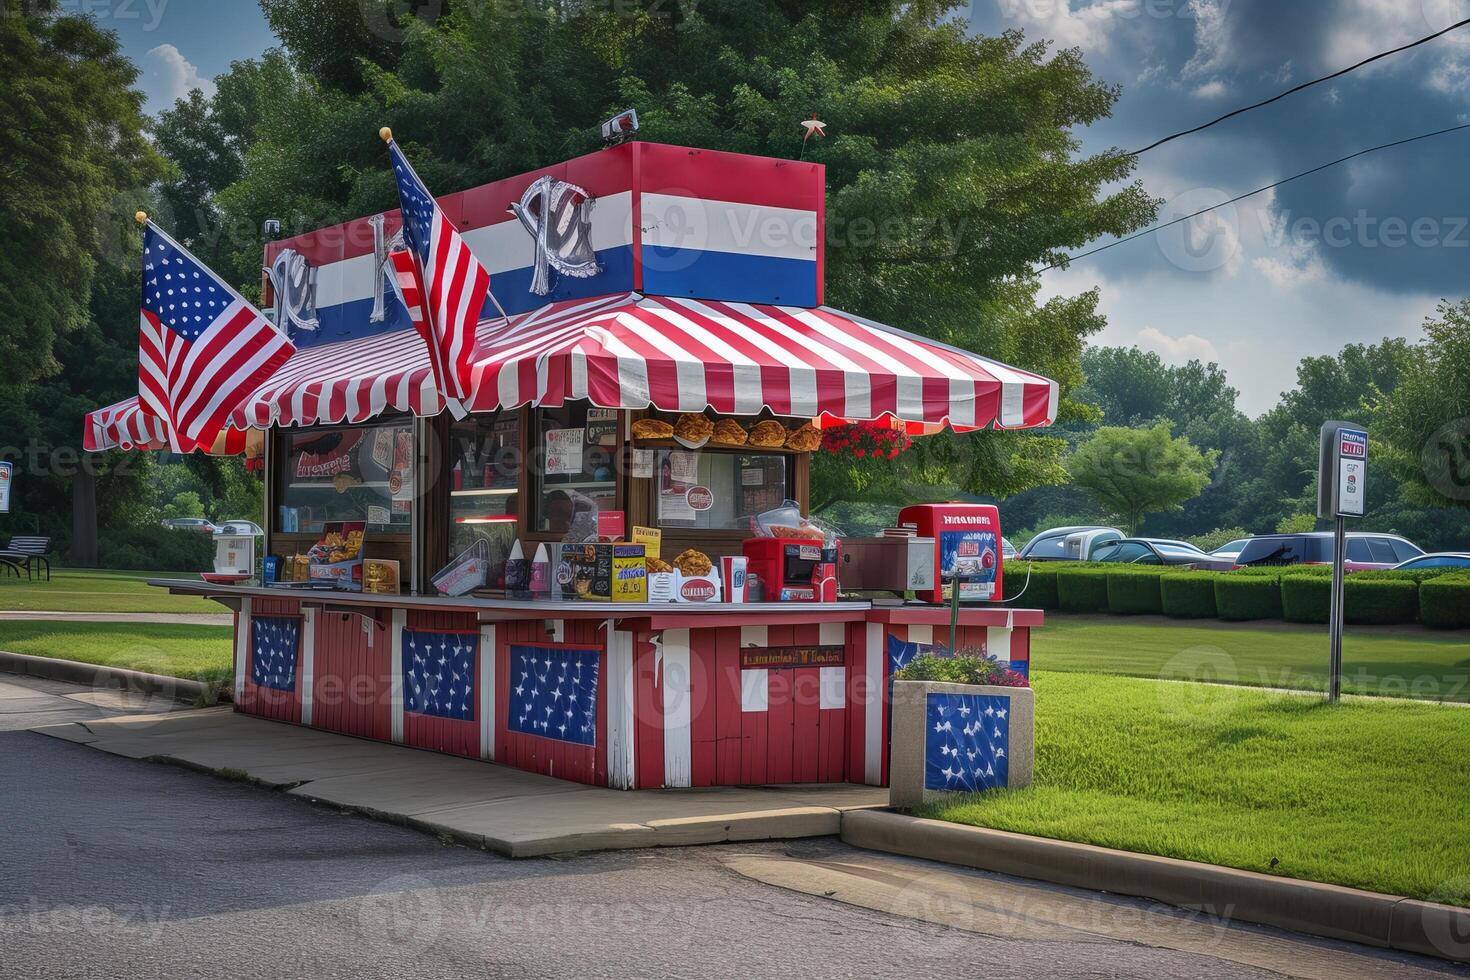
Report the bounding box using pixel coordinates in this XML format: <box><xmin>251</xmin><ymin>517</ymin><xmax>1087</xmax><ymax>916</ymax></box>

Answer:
<box><xmin>2</xmin><ymin>678</ymin><xmax>1465</xmax><ymax>979</ymax></box>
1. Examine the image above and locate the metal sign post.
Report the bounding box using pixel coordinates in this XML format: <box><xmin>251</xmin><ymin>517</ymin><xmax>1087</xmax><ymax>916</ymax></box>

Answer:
<box><xmin>1317</xmin><ymin>422</ymin><xmax>1368</xmax><ymax>704</ymax></box>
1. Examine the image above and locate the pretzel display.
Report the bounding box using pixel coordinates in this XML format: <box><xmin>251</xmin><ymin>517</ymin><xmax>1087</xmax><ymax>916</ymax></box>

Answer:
<box><xmin>631</xmin><ymin>418</ymin><xmax>674</xmax><ymax>440</ymax></box>
<box><xmin>747</xmin><ymin>420</ymin><xmax>787</xmax><ymax>448</ymax></box>
<box><xmin>672</xmin><ymin>548</ymin><xmax>713</xmax><ymax>576</ymax></box>
<box><xmin>673</xmin><ymin>413</ymin><xmax>715</xmax><ymax>444</ymax></box>
<box><xmin>646</xmin><ymin>557</ymin><xmax>673</xmax><ymax>574</ymax></box>
<box><xmin>784</xmin><ymin>422</ymin><xmax>823</xmax><ymax>452</ymax></box>
<box><xmin>710</xmin><ymin>418</ymin><xmax>749</xmax><ymax>447</ymax></box>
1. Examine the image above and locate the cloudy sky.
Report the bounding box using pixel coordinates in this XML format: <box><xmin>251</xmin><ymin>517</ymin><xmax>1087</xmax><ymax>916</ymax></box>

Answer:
<box><xmin>969</xmin><ymin>0</ymin><xmax>1470</xmax><ymax>412</ymax></box>
<box><xmin>106</xmin><ymin>0</ymin><xmax>1470</xmax><ymax>414</ymax></box>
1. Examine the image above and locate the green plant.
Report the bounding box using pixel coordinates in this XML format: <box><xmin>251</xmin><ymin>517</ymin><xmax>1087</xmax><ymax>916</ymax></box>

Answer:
<box><xmin>1056</xmin><ymin>566</ymin><xmax>1110</xmax><ymax>613</ymax></box>
<box><xmin>1186</xmin><ymin>527</ymin><xmax>1251</xmax><ymax>552</ymax></box>
<box><xmin>1160</xmin><ymin>572</ymin><xmax>1218</xmax><ymax>618</ymax></box>
<box><xmin>98</xmin><ymin>527</ymin><xmax>215</xmax><ymax>572</ymax></box>
<box><xmin>1345</xmin><ymin>579</ymin><xmax>1419</xmax><ymax>626</ymax></box>
<box><xmin>1281</xmin><ymin>575</ymin><xmax>1330</xmax><ymax>624</ymax></box>
<box><xmin>892</xmin><ymin>653</ymin><xmax>1028</xmax><ymax>687</ymax></box>
<box><xmin>1106</xmin><ymin>570</ymin><xmax>1163</xmax><ymax>615</ymax></box>
<box><xmin>1215</xmin><ymin>574</ymin><xmax>1282</xmax><ymax>621</ymax></box>
<box><xmin>1419</xmin><ymin>576</ymin><xmax>1470</xmax><ymax>629</ymax></box>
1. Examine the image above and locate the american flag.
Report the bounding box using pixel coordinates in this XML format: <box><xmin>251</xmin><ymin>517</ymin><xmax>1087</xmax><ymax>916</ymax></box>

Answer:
<box><xmin>138</xmin><ymin>221</ymin><xmax>294</xmax><ymax>453</ymax></box>
<box><xmin>402</xmin><ymin>630</ymin><xmax>478</xmax><ymax>721</ymax></box>
<box><xmin>508</xmin><ymin>645</ymin><xmax>599</xmax><ymax>746</ymax></box>
<box><xmin>924</xmin><ymin>692</ymin><xmax>1010</xmax><ymax>792</ymax></box>
<box><xmin>386</xmin><ymin>138</ymin><xmax>491</xmax><ymax>403</ymax></box>
<box><xmin>251</xmin><ymin>617</ymin><xmax>300</xmax><ymax>692</ymax></box>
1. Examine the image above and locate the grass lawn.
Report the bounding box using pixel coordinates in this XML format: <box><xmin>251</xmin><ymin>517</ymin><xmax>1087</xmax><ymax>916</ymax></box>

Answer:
<box><xmin>0</xmin><ymin>621</ymin><xmax>233</xmax><ymax>683</ymax></box>
<box><xmin>1033</xmin><ymin>614</ymin><xmax>1470</xmax><ymax>703</ymax></box>
<box><xmin>0</xmin><ymin>568</ymin><xmax>219</xmax><ymax>614</ymax></box>
<box><xmin>919</xmin><ymin>671</ymin><xmax>1470</xmax><ymax>905</ymax></box>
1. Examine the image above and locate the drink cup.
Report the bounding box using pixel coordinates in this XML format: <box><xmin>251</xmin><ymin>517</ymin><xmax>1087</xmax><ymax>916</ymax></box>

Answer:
<box><xmin>722</xmin><ymin>556</ymin><xmax>748</xmax><ymax>602</ymax></box>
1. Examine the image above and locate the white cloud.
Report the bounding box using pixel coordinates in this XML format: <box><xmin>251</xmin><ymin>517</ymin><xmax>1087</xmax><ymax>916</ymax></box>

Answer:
<box><xmin>1252</xmin><ymin>255</ymin><xmax>1327</xmax><ymax>287</ymax></box>
<box><xmin>1180</xmin><ymin>0</ymin><xmax>1233</xmax><ymax>80</ymax></box>
<box><xmin>1132</xmin><ymin>326</ymin><xmax>1221</xmax><ymax>363</ymax></box>
<box><xmin>988</xmin><ymin>0</ymin><xmax>1142</xmax><ymax>53</ymax></box>
<box><xmin>144</xmin><ymin>44</ymin><xmax>216</xmax><ymax>106</ymax></box>
<box><xmin>1192</xmin><ymin>79</ymin><xmax>1228</xmax><ymax>98</ymax></box>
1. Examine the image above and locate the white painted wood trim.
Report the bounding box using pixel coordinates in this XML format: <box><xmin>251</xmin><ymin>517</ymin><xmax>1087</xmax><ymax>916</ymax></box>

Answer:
<box><xmin>739</xmin><ymin>624</ymin><xmax>768</xmax><ymax>648</ymax></box>
<box><xmin>741</xmin><ymin>668</ymin><xmax>769</xmax><ymax>712</ymax></box>
<box><xmin>233</xmin><ymin>597</ymin><xmax>251</xmax><ymax>702</ymax></box>
<box><xmin>818</xmin><ymin>621</ymin><xmax>844</xmax><ymax>646</ymax></box>
<box><xmin>299</xmin><ymin>607</ymin><xmax>316</xmax><ymax>726</ymax></box>
<box><xmin>986</xmin><ymin>626</ymin><xmax>1013</xmax><ymax>665</ymax></box>
<box><xmin>908</xmin><ymin>624</ymin><xmax>933</xmax><ymax>646</ymax></box>
<box><xmin>864</xmin><ymin>622</ymin><xmax>884</xmax><ymax>785</ymax></box>
<box><xmin>606</xmin><ymin>621</ymin><xmax>637</xmax><ymax>789</ymax></box>
<box><xmin>819</xmin><ymin>666</ymin><xmax>845</xmax><ymax>710</ymax></box>
<box><xmin>548</xmin><ymin>619</ymin><xmax>565</xmax><ymax>643</ymax></box>
<box><xmin>479</xmin><ymin>624</ymin><xmax>497</xmax><ymax>760</ymax></box>
<box><xmin>390</xmin><ymin>608</ymin><xmax>406</xmax><ymax>743</ymax></box>
<box><xmin>661</xmin><ymin>628</ymin><xmax>692</xmax><ymax>788</ymax></box>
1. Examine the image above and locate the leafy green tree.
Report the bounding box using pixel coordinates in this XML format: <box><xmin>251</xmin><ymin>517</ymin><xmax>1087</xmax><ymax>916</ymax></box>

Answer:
<box><xmin>190</xmin><ymin>2</ymin><xmax>1156</xmax><ymax>505</ymax></box>
<box><xmin>1275</xmin><ymin>514</ymin><xmax>1317</xmax><ymax>534</ymax></box>
<box><xmin>0</xmin><ymin>0</ymin><xmax>163</xmax><ymax>382</ymax></box>
<box><xmin>1066</xmin><ymin>423</ymin><xmax>1216</xmax><ymax>534</ymax></box>
<box><xmin>1378</xmin><ymin>299</ymin><xmax>1470</xmax><ymax>510</ymax></box>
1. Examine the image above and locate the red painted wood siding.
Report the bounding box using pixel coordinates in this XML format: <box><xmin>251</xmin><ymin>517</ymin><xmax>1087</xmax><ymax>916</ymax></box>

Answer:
<box><xmin>496</xmin><ymin>619</ymin><xmax>608</xmax><ymax>786</ymax></box>
<box><xmin>310</xmin><ymin>610</ymin><xmax>391</xmax><ymax>742</ymax></box>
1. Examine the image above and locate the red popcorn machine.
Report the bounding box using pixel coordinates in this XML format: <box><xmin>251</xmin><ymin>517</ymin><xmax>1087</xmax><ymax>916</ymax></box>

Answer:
<box><xmin>898</xmin><ymin>503</ymin><xmax>1003</xmax><ymax>604</ymax></box>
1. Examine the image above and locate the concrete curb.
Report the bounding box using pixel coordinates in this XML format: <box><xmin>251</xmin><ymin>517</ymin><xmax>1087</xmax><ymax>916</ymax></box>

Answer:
<box><xmin>840</xmin><ymin>809</ymin><xmax>1470</xmax><ymax>964</ymax></box>
<box><xmin>0</xmin><ymin>651</ymin><xmax>223</xmax><ymax>705</ymax></box>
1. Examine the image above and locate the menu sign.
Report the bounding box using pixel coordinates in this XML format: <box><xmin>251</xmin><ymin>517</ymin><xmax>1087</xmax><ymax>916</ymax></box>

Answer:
<box><xmin>740</xmin><ymin>646</ymin><xmax>845</xmax><ymax>669</ymax></box>
<box><xmin>545</xmin><ymin>428</ymin><xmax>585</xmax><ymax>474</ymax></box>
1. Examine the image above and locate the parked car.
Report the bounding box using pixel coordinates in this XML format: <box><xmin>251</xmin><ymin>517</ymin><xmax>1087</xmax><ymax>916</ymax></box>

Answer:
<box><xmin>1209</xmin><ymin>538</ymin><xmax>1251</xmax><ymax>562</ymax></box>
<box><xmin>1389</xmin><ymin>552</ymin><xmax>1470</xmax><ymax>572</ymax></box>
<box><xmin>1089</xmin><ymin>538</ymin><xmax>1213</xmax><ymax>566</ymax></box>
<box><xmin>1001</xmin><ymin>537</ymin><xmax>1018</xmax><ymax>561</ymax></box>
<box><xmin>1232</xmin><ymin>532</ymin><xmax>1423</xmax><ymax>572</ymax></box>
<box><xmin>1019</xmin><ymin>526</ymin><xmax>1124</xmax><ymax>562</ymax></box>
<box><xmin>161</xmin><ymin>517</ymin><xmax>219</xmax><ymax>534</ymax></box>
<box><xmin>217</xmin><ymin>520</ymin><xmax>264</xmax><ymax>536</ymax></box>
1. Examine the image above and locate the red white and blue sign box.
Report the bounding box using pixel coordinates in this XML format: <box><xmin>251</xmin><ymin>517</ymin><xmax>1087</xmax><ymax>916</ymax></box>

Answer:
<box><xmin>265</xmin><ymin>142</ymin><xmax>825</xmax><ymax>348</ymax></box>
<box><xmin>1340</xmin><ymin>430</ymin><xmax>1367</xmax><ymax>458</ymax></box>
<box><xmin>924</xmin><ymin>691</ymin><xmax>1010</xmax><ymax>792</ymax></box>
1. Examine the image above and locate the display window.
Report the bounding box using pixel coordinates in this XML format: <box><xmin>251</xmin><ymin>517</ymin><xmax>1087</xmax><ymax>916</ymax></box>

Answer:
<box><xmin>654</xmin><ymin>449</ymin><xmax>789</xmax><ymax>531</ymax></box>
<box><xmin>275</xmin><ymin>420</ymin><xmax>414</xmax><ymax>535</ymax></box>
<box><xmin>448</xmin><ymin>412</ymin><xmax>521</xmax><ymax>583</ymax></box>
<box><xmin>532</xmin><ymin>405</ymin><xmax>618</xmax><ymax>534</ymax></box>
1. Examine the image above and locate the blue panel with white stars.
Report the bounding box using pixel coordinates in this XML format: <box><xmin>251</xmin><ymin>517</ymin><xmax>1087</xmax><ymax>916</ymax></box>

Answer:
<box><xmin>402</xmin><ymin>630</ymin><xmax>479</xmax><ymax>721</ymax></box>
<box><xmin>924</xmin><ymin>692</ymin><xmax>1010</xmax><ymax>793</ymax></box>
<box><xmin>508</xmin><ymin>645</ymin><xmax>600</xmax><ymax>746</ymax></box>
<box><xmin>250</xmin><ymin>617</ymin><xmax>300</xmax><ymax>692</ymax></box>
<box><xmin>142</xmin><ymin>224</ymin><xmax>237</xmax><ymax>341</ymax></box>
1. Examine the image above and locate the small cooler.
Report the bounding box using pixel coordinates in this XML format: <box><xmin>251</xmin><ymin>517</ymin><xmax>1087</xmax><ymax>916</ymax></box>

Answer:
<box><xmin>898</xmin><ymin>503</ymin><xmax>1003</xmax><ymax>604</ymax></box>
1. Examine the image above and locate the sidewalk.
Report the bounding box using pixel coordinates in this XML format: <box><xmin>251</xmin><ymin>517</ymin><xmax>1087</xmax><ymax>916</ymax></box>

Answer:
<box><xmin>31</xmin><ymin>705</ymin><xmax>885</xmax><ymax>857</ymax></box>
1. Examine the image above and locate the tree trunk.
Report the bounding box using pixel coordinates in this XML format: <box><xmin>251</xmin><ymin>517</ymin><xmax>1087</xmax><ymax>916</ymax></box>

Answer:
<box><xmin>72</xmin><ymin>466</ymin><xmax>99</xmax><ymax>567</ymax></box>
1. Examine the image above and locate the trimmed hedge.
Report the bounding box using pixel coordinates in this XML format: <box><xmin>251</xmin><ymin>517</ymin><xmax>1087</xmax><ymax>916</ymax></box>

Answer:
<box><xmin>1281</xmin><ymin>575</ymin><xmax>1330</xmax><ymax>624</ymax></box>
<box><xmin>1215</xmin><ymin>574</ymin><xmax>1283</xmax><ymax>621</ymax></box>
<box><xmin>1106</xmin><ymin>570</ymin><xmax>1163</xmax><ymax>615</ymax></box>
<box><xmin>1056</xmin><ymin>566</ymin><xmax>1110</xmax><ymax>613</ymax></box>
<box><xmin>1160</xmin><ymin>572</ymin><xmax>1219</xmax><ymax>618</ymax></box>
<box><xmin>1345</xmin><ymin>579</ymin><xmax>1419</xmax><ymax>626</ymax></box>
<box><xmin>1420</xmin><ymin>576</ymin><xmax>1470</xmax><ymax>629</ymax></box>
<box><xmin>1003</xmin><ymin>562</ymin><xmax>1059</xmax><ymax>610</ymax></box>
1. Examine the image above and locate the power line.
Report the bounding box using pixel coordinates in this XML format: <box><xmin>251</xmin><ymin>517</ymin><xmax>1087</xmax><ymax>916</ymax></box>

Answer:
<box><xmin>1130</xmin><ymin>18</ymin><xmax>1470</xmax><ymax>155</ymax></box>
<box><xmin>1040</xmin><ymin>123</ymin><xmax>1470</xmax><ymax>273</ymax></box>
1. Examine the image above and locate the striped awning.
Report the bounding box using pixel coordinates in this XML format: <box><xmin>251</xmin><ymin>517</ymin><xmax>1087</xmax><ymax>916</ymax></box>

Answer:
<box><xmin>85</xmin><ymin>396</ymin><xmax>253</xmax><ymax>455</ymax></box>
<box><xmin>228</xmin><ymin>293</ymin><xmax>1058</xmax><ymax>430</ymax></box>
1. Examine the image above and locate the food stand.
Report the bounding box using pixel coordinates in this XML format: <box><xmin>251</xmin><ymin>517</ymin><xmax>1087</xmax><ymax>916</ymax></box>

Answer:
<box><xmin>86</xmin><ymin>140</ymin><xmax>1053</xmax><ymax>789</ymax></box>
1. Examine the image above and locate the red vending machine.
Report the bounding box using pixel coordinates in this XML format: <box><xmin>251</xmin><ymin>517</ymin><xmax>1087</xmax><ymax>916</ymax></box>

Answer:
<box><xmin>898</xmin><ymin>504</ymin><xmax>1003</xmax><ymax>604</ymax></box>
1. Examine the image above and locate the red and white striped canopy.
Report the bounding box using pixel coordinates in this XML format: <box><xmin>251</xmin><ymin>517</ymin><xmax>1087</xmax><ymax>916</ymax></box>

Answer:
<box><xmin>228</xmin><ymin>293</ymin><xmax>1057</xmax><ymax>430</ymax></box>
<box><xmin>85</xmin><ymin>396</ymin><xmax>252</xmax><ymax>455</ymax></box>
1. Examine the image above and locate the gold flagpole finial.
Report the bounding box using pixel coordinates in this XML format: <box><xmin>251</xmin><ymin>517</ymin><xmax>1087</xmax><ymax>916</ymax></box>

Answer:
<box><xmin>379</xmin><ymin>127</ymin><xmax>393</xmax><ymax>143</ymax></box>
<box><xmin>134</xmin><ymin>211</ymin><xmax>148</xmax><ymax>225</ymax></box>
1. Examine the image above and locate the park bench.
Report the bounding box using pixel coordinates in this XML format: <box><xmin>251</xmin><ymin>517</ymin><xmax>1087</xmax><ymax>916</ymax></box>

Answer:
<box><xmin>0</xmin><ymin>536</ymin><xmax>51</xmax><ymax>581</ymax></box>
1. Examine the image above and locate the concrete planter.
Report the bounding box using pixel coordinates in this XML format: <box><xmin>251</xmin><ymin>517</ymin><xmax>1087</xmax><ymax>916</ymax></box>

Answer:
<box><xmin>889</xmin><ymin>680</ymin><xmax>1034</xmax><ymax>809</ymax></box>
